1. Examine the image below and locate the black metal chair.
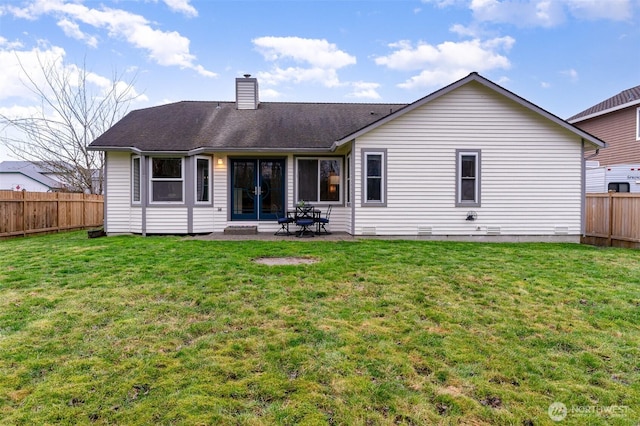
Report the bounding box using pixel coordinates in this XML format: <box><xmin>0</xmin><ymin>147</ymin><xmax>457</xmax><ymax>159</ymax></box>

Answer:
<box><xmin>274</xmin><ymin>207</ymin><xmax>294</xmax><ymax>236</ymax></box>
<box><xmin>315</xmin><ymin>205</ymin><xmax>332</xmax><ymax>235</ymax></box>
<box><xmin>294</xmin><ymin>204</ymin><xmax>315</xmax><ymax>237</ymax></box>
<box><xmin>295</xmin><ymin>217</ymin><xmax>315</xmax><ymax>237</ymax></box>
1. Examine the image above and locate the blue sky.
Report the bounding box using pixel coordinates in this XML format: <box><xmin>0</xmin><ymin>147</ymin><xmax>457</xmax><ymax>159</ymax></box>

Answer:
<box><xmin>1</xmin><ymin>0</ymin><xmax>639</xmax><ymax>161</ymax></box>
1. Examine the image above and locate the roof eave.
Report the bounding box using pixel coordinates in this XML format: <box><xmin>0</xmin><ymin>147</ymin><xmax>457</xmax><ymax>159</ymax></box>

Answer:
<box><xmin>568</xmin><ymin>99</ymin><xmax>640</xmax><ymax>123</ymax></box>
<box><xmin>88</xmin><ymin>146</ymin><xmax>335</xmax><ymax>155</ymax></box>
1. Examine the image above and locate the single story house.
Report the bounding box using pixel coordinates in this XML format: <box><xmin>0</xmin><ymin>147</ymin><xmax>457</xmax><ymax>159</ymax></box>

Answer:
<box><xmin>0</xmin><ymin>161</ymin><xmax>67</xmax><ymax>192</ymax></box>
<box><xmin>88</xmin><ymin>72</ymin><xmax>605</xmax><ymax>240</ymax></box>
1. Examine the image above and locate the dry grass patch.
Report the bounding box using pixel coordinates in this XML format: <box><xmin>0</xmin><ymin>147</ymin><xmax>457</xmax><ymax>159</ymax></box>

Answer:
<box><xmin>253</xmin><ymin>256</ymin><xmax>319</xmax><ymax>265</ymax></box>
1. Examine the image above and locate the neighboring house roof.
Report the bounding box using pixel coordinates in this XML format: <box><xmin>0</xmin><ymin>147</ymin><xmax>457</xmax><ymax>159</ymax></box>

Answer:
<box><xmin>89</xmin><ymin>101</ymin><xmax>407</xmax><ymax>153</ymax></box>
<box><xmin>336</xmin><ymin>72</ymin><xmax>605</xmax><ymax>149</ymax></box>
<box><xmin>89</xmin><ymin>72</ymin><xmax>605</xmax><ymax>152</ymax></box>
<box><xmin>568</xmin><ymin>84</ymin><xmax>640</xmax><ymax>123</ymax></box>
<box><xmin>0</xmin><ymin>161</ymin><xmax>66</xmax><ymax>189</ymax></box>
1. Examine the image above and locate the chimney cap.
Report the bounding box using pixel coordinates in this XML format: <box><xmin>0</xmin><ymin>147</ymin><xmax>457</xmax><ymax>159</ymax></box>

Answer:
<box><xmin>243</xmin><ymin>74</ymin><xmax>251</xmax><ymax>78</ymax></box>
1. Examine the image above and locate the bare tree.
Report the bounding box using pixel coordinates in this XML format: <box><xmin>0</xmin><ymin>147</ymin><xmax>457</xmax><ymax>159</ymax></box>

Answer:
<box><xmin>0</xmin><ymin>54</ymin><xmax>140</xmax><ymax>194</ymax></box>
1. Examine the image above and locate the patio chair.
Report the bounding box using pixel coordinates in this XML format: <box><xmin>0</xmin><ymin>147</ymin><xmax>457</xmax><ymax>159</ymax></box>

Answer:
<box><xmin>274</xmin><ymin>207</ymin><xmax>294</xmax><ymax>236</ymax></box>
<box><xmin>315</xmin><ymin>205</ymin><xmax>332</xmax><ymax>235</ymax></box>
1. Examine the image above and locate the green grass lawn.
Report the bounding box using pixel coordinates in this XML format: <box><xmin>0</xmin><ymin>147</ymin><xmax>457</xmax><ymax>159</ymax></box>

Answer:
<box><xmin>0</xmin><ymin>232</ymin><xmax>638</xmax><ymax>425</ymax></box>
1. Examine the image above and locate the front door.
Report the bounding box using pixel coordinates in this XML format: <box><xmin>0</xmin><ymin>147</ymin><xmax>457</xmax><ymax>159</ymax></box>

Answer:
<box><xmin>231</xmin><ymin>159</ymin><xmax>286</xmax><ymax>220</ymax></box>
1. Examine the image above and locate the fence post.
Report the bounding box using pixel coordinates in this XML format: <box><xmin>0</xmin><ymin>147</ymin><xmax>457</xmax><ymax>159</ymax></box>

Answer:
<box><xmin>22</xmin><ymin>191</ymin><xmax>26</xmax><ymax>237</ymax></box>
<box><xmin>607</xmin><ymin>192</ymin><xmax>614</xmax><ymax>247</ymax></box>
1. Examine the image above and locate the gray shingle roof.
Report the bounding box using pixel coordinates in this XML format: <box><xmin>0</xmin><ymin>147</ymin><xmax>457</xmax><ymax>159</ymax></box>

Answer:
<box><xmin>89</xmin><ymin>101</ymin><xmax>407</xmax><ymax>152</ymax></box>
<box><xmin>0</xmin><ymin>161</ymin><xmax>66</xmax><ymax>189</ymax></box>
<box><xmin>568</xmin><ymin>84</ymin><xmax>640</xmax><ymax>122</ymax></box>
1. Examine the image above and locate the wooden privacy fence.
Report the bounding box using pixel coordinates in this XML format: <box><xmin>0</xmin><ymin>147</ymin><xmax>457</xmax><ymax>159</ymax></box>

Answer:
<box><xmin>583</xmin><ymin>193</ymin><xmax>640</xmax><ymax>248</ymax></box>
<box><xmin>0</xmin><ymin>190</ymin><xmax>104</xmax><ymax>239</ymax></box>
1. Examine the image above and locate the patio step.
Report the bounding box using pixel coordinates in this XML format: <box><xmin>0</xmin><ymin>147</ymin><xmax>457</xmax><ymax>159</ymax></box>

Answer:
<box><xmin>223</xmin><ymin>225</ymin><xmax>258</xmax><ymax>235</ymax></box>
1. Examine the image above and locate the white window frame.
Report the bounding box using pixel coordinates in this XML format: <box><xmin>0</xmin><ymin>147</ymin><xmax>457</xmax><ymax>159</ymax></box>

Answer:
<box><xmin>195</xmin><ymin>156</ymin><xmax>212</xmax><ymax>205</ymax></box>
<box><xmin>636</xmin><ymin>107</ymin><xmax>640</xmax><ymax>141</ymax></box>
<box><xmin>295</xmin><ymin>157</ymin><xmax>343</xmax><ymax>204</ymax></box>
<box><xmin>149</xmin><ymin>157</ymin><xmax>184</xmax><ymax>204</ymax></box>
<box><xmin>361</xmin><ymin>149</ymin><xmax>387</xmax><ymax>207</ymax></box>
<box><xmin>346</xmin><ymin>153</ymin><xmax>352</xmax><ymax>206</ymax></box>
<box><xmin>456</xmin><ymin>149</ymin><xmax>481</xmax><ymax>207</ymax></box>
<box><xmin>131</xmin><ymin>155</ymin><xmax>141</xmax><ymax>204</ymax></box>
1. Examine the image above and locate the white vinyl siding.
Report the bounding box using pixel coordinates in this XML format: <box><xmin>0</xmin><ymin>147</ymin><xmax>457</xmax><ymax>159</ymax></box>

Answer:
<box><xmin>146</xmin><ymin>208</ymin><xmax>188</xmax><ymax>233</ymax></box>
<box><xmin>636</xmin><ymin>107</ymin><xmax>640</xmax><ymax>140</ymax></box>
<box><xmin>105</xmin><ymin>152</ymin><xmax>136</xmax><ymax>233</ymax></box>
<box><xmin>353</xmin><ymin>81</ymin><xmax>584</xmax><ymax>237</ymax></box>
<box><xmin>193</xmin><ymin>208</ymin><xmax>215</xmax><ymax>233</ymax></box>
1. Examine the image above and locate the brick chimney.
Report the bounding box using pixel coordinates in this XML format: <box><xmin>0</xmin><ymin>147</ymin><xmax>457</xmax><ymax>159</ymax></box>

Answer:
<box><xmin>236</xmin><ymin>74</ymin><xmax>259</xmax><ymax>110</ymax></box>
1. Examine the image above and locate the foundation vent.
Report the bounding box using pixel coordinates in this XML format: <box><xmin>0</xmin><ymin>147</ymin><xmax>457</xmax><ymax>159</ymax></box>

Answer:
<box><xmin>362</xmin><ymin>226</ymin><xmax>377</xmax><ymax>236</ymax></box>
<box><xmin>417</xmin><ymin>226</ymin><xmax>433</xmax><ymax>236</ymax></box>
<box><xmin>486</xmin><ymin>226</ymin><xmax>501</xmax><ymax>236</ymax></box>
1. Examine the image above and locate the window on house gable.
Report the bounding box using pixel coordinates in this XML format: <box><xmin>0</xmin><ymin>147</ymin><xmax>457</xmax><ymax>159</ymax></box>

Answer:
<box><xmin>362</xmin><ymin>149</ymin><xmax>387</xmax><ymax>206</ymax></box>
<box><xmin>456</xmin><ymin>150</ymin><xmax>481</xmax><ymax>207</ymax></box>
<box><xmin>296</xmin><ymin>158</ymin><xmax>341</xmax><ymax>204</ymax></box>
<box><xmin>150</xmin><ymin>157</ymin><xmax>183</xmax><ymax>203</ymax></box>
<box><xmin>132</xmin><ymin>156</ymin><xmax>141</xmax><ymax>204</ymax></box>
<box><xmin>196</xmin><ymin>157</ymin><xmax>211</xmax><ymax>203</ymax></box>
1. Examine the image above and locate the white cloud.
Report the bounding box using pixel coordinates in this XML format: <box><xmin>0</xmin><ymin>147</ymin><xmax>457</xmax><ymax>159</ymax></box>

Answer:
<box><xmin>4</xmin><ymin>0</ymin><xmax>215</xmax><ymax>77</ymax></box>
<box><xmin>253</xmin><ymin>36</ymin><xmax>356</xmax><ymax>89</ymax></box>
<box><xmin>0</xmin><ymin>44</ymin><xmax>147</xmax><ymax>106</ymax></box>
<box><xmin>260</xmin><ymin>88</ymin><xmax>282</xmax><ymax>100</ymax></box>
<box><xmin>375</xmin><ymin>37</ymin><xmax>514</xmax><ymax>89</ymax></box>
<box><xmin>541</xmin><ymin>81</ymin><xmax>551</xmax><ymax>88</ymax></box>
<box><xmin>560</xmin><ymin>68</ymin><xmax>578</xmax><ymax>82</ymax></box>
<box><xmin>450</xmin><ymin>23</ymin><xmax>479</xmax><ymax>37</ymax></box>
<box><xmin>422</xmin><ymin>0</ymin><xmax>463</xmax><ymax>7</ymax></box>
<box><xmin>257</xmin><ymin>66</ymin><xmax>342</xmax><ymax>88</ymax></box>
<box><xmin>443</xmin><ymin>0</ymin><xmax>633</xmax><ymax>27</ymax></box>
<box><xmin>347</xmin><ymin>82</ymin><xmax>382</xmax><ymax>99</ymax></box>
<box><xmin>565</xmin><ymin>0</ymin><xmax>631</xmax><ymax>21</ymax></box>
<box><xmin>469</xmin><ymin>0</ymin><xmax>565</xmax><ymax>27</ymax></box>
<box><xmin>0</xmin><ymin>105</ymin><xmax>41</xmax><ymax>120</ymax></box>
<box><xmin>252</xmin><ymin>36</ymin><xmax>381</xmax><ymax>99</ymax></box>
<box><xmin>57</xmin><ymin>18</ymin><xmax>98</xmax><ymax>48</ymax></box>
<box><xmin>0</xmin><ymin>45</ymin><xmax>67</xmax><ymax>101</ymax></box>
<box><xmin>163</xmin><ymin>0</ymin><xmax>198</xmax><ymax>17</ymax></box>
<box><xmin>253</xmin><ymin>36</ymin><xmax>356</xmax><ymax>69</ymax></box>
<box><xmin>0</xmin><ymin>37</ymin><xmax>24</xmax><ymax>49</ymax></box>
